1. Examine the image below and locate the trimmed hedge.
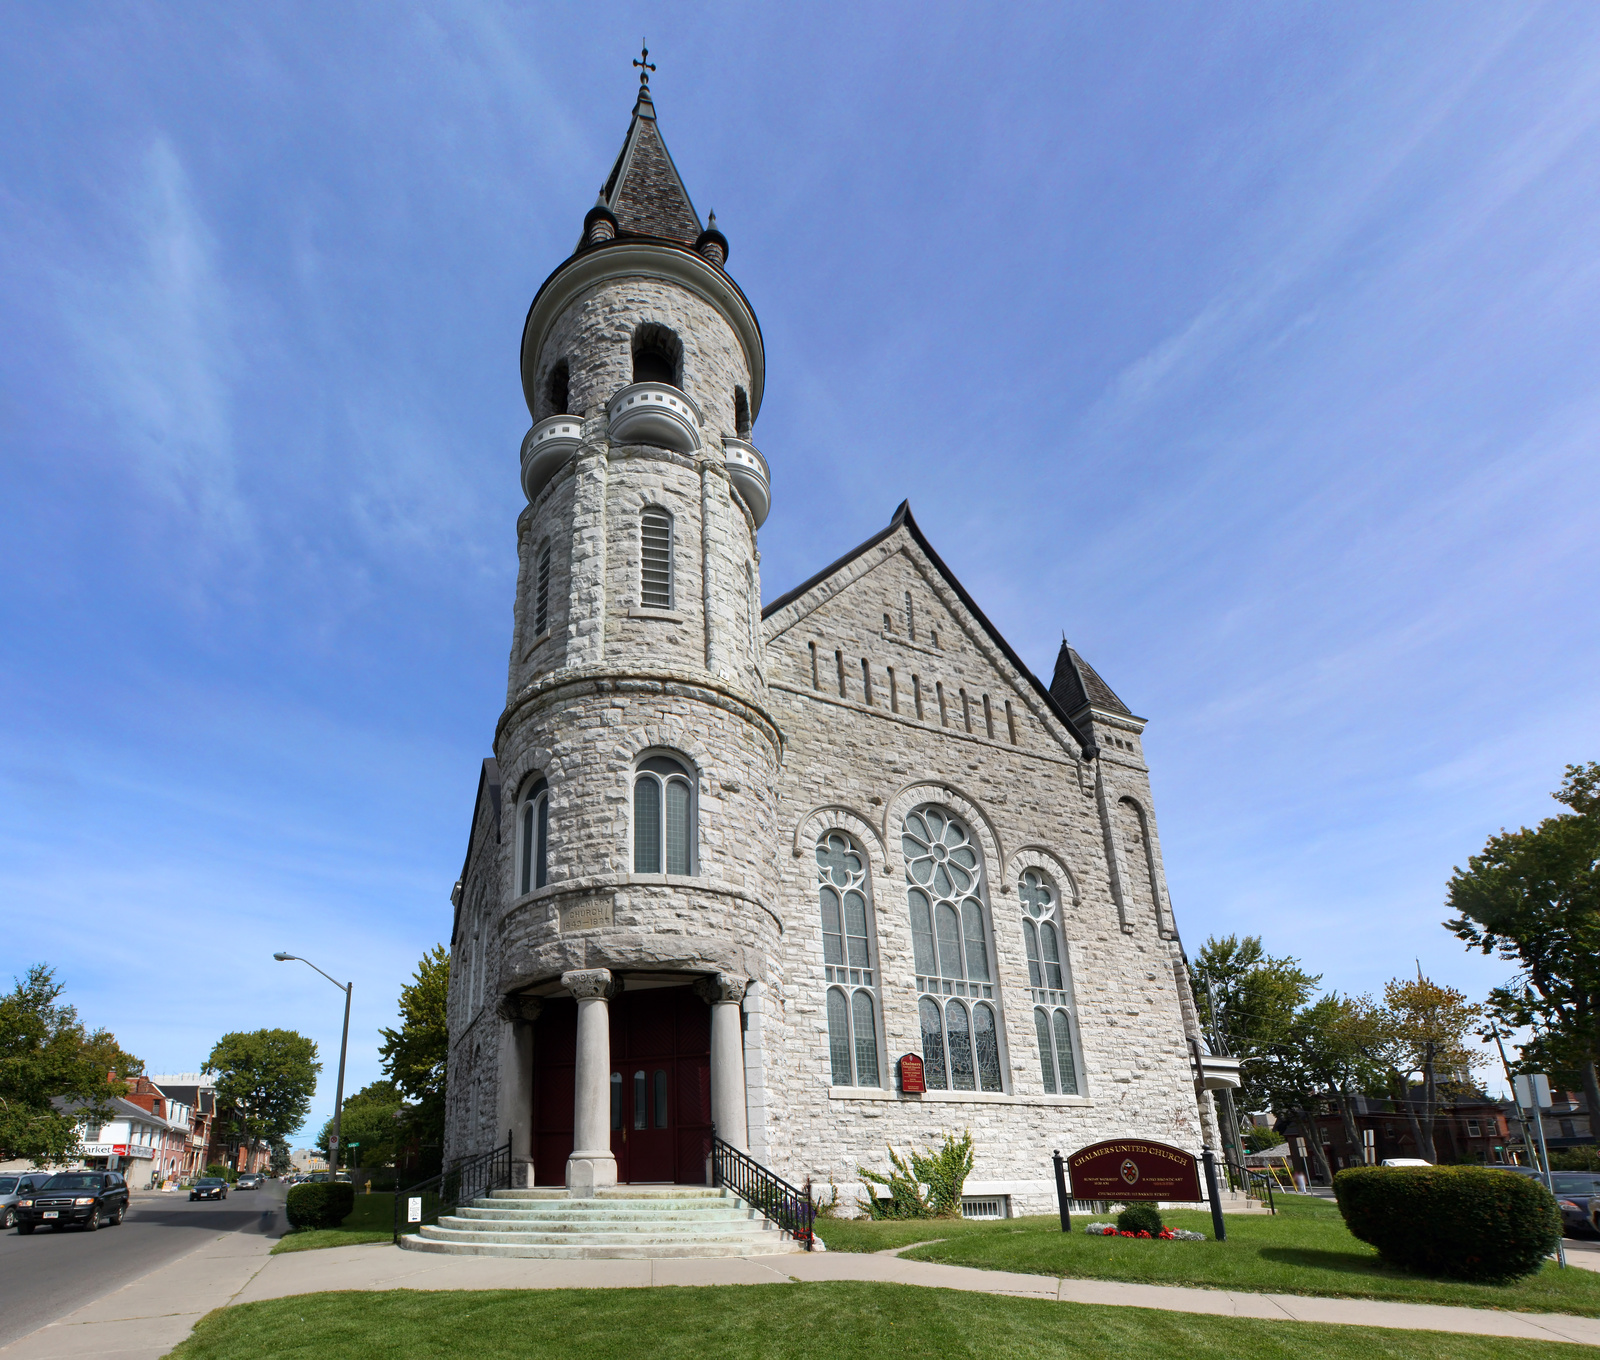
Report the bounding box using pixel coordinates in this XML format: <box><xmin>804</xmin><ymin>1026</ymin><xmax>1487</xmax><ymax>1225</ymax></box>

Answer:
<box><xmin>1116</xmin><ymin>1203</ymin><xmax>1163</xmax><ymax>1235</ymax></box>
<box><xmin>1333</xmin><ymin>1165</ymin><xmax>1560</xmax><ymax>1282</ymax></box>
<box><xmin>286</xmin><ymin>1181</ymin><xmax>356</xmax><ymax>1231</ymax></box>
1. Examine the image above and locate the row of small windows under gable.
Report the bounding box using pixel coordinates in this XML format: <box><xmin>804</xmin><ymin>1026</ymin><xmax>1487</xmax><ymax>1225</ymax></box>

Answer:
<box><xmin>514</xmin><ymin>753</ymin><xmax>700</xmax><ymax>896</ymax></box>
<box><xmin>807</xmin><ymin>638</ymin><xmax>1021</xmax><ymax>745</ymax></box>
<box><xmin>816</xmin><ymin>807</ymin><xmax>1083</xmax><ymax>1096</ymax></box>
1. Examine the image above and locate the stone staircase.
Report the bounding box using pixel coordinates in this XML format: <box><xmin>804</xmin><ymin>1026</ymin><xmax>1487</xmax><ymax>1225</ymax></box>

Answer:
<box><xmin>398</xmin><ymin>1185</ymin><xmax>806</xmax><ymax>1259</ymax></box>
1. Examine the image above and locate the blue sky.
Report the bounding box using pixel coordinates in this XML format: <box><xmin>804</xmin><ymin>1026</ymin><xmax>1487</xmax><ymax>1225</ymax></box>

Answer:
<box><xmin>3</xmin><ymin>3</ymin><xmax>1597</xmax><ymax>1139</ymax></box>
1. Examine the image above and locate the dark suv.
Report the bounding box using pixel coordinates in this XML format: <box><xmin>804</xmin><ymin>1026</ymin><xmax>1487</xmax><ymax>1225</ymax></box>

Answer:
<box><xmin>15</xmin><ymin>1171</ymin><xmax>129</xmax><ymax>1233</ymax></box>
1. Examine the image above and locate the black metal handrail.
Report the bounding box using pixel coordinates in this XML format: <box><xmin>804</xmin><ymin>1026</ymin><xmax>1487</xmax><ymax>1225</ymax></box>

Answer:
<box><xmin>1223</xmin><ymin>1155</ymin><xmax>1276</xmax><ymax>1214</ymax></box>
<box><xmin>710</xmin><ymin>1134</ymin><xmax>815</xmax><ymax>1250</ymax></box>
<box><xmin>393</xmin><ymin>1131</ymin><xmax>513</xmax><ymax>1243</ymax></box>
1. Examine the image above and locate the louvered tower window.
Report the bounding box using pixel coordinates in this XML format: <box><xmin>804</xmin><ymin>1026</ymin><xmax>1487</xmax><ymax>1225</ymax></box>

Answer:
<box><xmin>535</xmin><ymin>542</ymin><xmax>552</xmax><ymax>635</ymax></box>
<box><xmin>641</xmin><ymin>508</ymin><xmax>673</xmax><ymax>609</ymax></box>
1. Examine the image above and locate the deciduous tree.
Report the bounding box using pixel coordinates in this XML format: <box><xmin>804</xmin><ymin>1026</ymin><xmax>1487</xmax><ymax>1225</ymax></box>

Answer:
<box><xmin>203</xmin><ymin>1029</ymin><xmax>320</xmax><ymax>1167</ymax></box>
<box><xmin>379</xmin><ymin>946</ymin><xmax>449</xmax><ymax>1147</ymax></box>
<box><xmin>1447</xmin><ymin>761</ymin><xmax>1600</xmax><ymax>1125</ymax></box>
<box><xmin>0</xmin><ymin>964</ymin><xmax>142</xmax><ymax>1164</ymax></box>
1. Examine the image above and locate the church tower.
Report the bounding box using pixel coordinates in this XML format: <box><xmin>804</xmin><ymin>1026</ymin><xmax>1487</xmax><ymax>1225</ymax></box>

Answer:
<box><xmin>446</xmin><ymin>54</ymin><xmax>782</xmax><ymax>1192</ymax></box>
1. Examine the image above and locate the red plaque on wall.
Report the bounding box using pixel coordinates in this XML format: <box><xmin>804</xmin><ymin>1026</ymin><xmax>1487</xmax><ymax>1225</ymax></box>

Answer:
<box><xmin>898</xmin><ymin>1054</ymin><xmax>926</xmax><ymax>1094</ymax></box>
<box><xmin>1068</xmin><ymin>1139</ymin><xmax>1202</xmax><ymax>1202</ymax></box>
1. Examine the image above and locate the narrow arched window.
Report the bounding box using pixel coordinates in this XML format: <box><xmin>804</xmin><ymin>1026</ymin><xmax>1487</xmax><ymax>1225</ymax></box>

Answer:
<box><xmin>1020</xmin><ymin>868</ymin><xmax>1080</xmax><ymax>1094</ymax></box>
<box><xmin>734</xmin><ymin>386</ymin><xmax>751</xmax><ymax>437</ymax></box>
<box><xmin>641</xmin><ymin>507</ymin><xmax>673</xmax><ymax>609</ymax></box>
<box><xmin>817</xmin><ymin>831</ymin><xmax>880</xmax><ymax>1087</ymax></box>
<box><xmin>903</xmin><ymin>806</ymin><xmax>1003</xmax><ymax>1092</ymax></box>
<box><xmin>634</xmin><ymin>754</ymin><xmax>695</xmax><ymax>874</ymax></box>
<box><xmin>535</xmin><ymin>541</ymin><xmax>552</xmax><ymax>636</ymax></box>
<box><xmin>632</xmin><ymin>322</ymin><xmax>682</xmax><ymax>386</ymax></box>
<box><xmin>547</xmin><ymin>360</ymin><xmax>570</xmax><ymax>416</ymax></box>
<box><xmin>518</xmin><ymin>778</ymin><xmax>549</xmax><ymax>895</ymax></box>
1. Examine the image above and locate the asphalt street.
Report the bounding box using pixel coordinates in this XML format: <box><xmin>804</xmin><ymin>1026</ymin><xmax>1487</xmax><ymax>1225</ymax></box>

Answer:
<box><xmin>0</xmin><ymin>1179</ymin><xmax>287</xmax><ymax>1349</ymax></box>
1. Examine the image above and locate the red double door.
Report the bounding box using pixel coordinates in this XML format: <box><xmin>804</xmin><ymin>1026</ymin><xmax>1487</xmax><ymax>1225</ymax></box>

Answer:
<box><xmin>531</xmin><ymin>983</ymin><xmax>712</xmax><ymax>1187</ymax></box>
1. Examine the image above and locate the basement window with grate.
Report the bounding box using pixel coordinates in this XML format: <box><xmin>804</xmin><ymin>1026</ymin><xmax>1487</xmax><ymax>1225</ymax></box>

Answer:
<box><xmin>640</xmin><ymin>507</ymin><xmax>674</xmax><ymax>609</ymax></box>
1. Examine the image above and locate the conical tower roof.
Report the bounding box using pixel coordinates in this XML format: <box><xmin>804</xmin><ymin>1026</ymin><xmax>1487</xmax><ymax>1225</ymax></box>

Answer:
<box><xmin>588</xmin><ymin>75</ymin><xmax>703</xmax><ymax>248</ymax></box>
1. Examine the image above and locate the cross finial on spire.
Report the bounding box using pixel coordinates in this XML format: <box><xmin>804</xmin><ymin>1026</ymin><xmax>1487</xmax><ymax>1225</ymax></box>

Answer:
<box><xmin>634</xmin><ymin>39</ymin><xmax>655</xmax><ymax>87</ymax></box>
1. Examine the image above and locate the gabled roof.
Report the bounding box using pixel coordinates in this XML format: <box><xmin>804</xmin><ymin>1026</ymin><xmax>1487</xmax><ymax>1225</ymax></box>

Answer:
<box><xmin>591</xmin><ymin>86</ymin><xmax>702</xmax><ymax>247</ymax></box>
<box><xmin>1049</xmin><ymin>642</ymin><xmax>1134</xmax><ymax>718</ymax></box>
<box><xmin>763</xmin><ymin>501</ymin><xmax>1099</xmax><ymax>757</ymax></box>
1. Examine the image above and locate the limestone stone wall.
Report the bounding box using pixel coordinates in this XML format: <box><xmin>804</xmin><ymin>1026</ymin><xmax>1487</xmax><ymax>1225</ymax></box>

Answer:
<box><xmin>491</xmin><ymin>679</ymin><xmax>781</xmax><ymax>994</ymax></box>
<box><xmin>757</xmin><ymin>526</ymin><xmax>1201</xmax><ymax>1213</ymax></box>
<box><xmin>529</xmin><ymin>277</ymin><xmax>754</xmax><ymax>443</ymax></box>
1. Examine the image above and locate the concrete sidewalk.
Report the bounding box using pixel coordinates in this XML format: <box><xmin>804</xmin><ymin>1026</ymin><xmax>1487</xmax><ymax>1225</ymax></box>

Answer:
<box><xmin>239</xmin><ymin>1239</ymin><xmax>1600</xmax><ymax>1346</ymax></box>
<box><xmin>9</xmin><ymin>1230</ymin><xmax>1600</xmax><ymax>1356</ymax></box>
<box><xmin>0</xmin><ymin>1227</ymin><xmax>275</xmax><ymax>1360</ymax></box>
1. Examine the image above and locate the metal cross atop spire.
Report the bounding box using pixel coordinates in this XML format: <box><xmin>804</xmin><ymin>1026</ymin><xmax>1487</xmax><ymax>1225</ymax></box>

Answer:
<box><xmin>633</xmin><ymin>40</ymin><xmax>655</xmax><ymax>87</ymax></box>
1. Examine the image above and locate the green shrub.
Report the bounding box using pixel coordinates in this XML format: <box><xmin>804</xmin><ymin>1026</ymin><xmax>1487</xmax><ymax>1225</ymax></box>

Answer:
<box><xmin>1334</xmin><ymin>1165</ymin><xmax>1559</xmax><ymax>1282</ymax></box>
<box><xmin>1548</xmin><ymin>1147</ymin><xmax>1600</xmax><ymax>1173</ymax></box>
<box><xmin>858</xmin><ymin>1130</ymin><xmax>975</xmax><ymax>1220</ymax></box>
<box><xmin>203</xmin><ymin>1162</ymin><xmax>237</xmax><ymax>1183</ymax></box>
<box><xmin>1116</xmin><ymin>1203</ymin><xmax>1163</xmax><ymax>1235</ymax></box>
<box><xmin>286</xmin><ymin>1180</ymin><xmax>356</xmax><ymax>1230</ymax></box>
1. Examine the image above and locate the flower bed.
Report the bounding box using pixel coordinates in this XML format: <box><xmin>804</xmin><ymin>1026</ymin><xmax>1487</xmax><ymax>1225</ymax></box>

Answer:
<box><xmin>1085</xmin><ymin>1222</ymin><xmax>1206</xmax><ymax>1241</ymax></box>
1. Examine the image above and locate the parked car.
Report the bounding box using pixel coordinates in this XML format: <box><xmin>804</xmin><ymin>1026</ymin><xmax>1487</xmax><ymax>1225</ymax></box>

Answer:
<box><xmin>0</xmin><ymin>1172</ymin><xmax>54</xmax><ymax>1230</ymax></box>
<box><xmin>13</xmin><ymin>1171</ymin><xmax>129</xmax><ymax>1233</ymax></box>
<box><xmin>236</xmin><ymin>1174</ymin><xmax>263</xmax><ymax>1190</ymax></box>
<box><xmin>189</xmin><ymin>1177</ymin><xmax>229</xmax><ymax>1202</ymax></box>
<box><xmin>1380</xmin><ymin>1158</ymin><xmax>1433</xmax><ymax>1167</ymax></box>
<box><xmin>1500</xmin><ymin>1166</ymin><xmax>1600</xmax><ymax>1237</ymax></box>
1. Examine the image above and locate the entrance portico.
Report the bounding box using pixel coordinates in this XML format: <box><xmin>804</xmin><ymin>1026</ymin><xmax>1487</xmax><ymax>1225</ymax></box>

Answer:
<box><xmin>535</xmin><ymin>970</ymin><xmax>748</xmax><ymax>1194</ymax></box>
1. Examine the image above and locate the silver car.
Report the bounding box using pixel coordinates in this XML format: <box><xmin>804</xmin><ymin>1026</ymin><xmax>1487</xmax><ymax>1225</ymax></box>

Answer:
<box><xmin>0</xmin><ymin>1173</ymin><xmax>53</xmax><ymax>1230</ymax></box>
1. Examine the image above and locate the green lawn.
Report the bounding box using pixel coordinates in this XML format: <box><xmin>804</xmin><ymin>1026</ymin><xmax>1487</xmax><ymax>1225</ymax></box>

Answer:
<box><xmin>819</xmin><ymin>1195</ymin><xmax>1600</xmax><ymax>1316</ymax></box>
<box><xmin>271</xmin><ymin>1227</ymin><xmax>394</xmax><ymax>1254</ymax></box>
<box><xmin>166</xmin><ymin>1283</ymin><xmax>1588</xmax><ymax>1360</ymax></box>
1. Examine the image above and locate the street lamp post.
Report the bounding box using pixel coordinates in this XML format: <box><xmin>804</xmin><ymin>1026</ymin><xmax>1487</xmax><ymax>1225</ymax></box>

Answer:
<box><xmin>274</xmin><ymin>952</ymin><xmax>352</xmax><ymax>1182</ymax></box>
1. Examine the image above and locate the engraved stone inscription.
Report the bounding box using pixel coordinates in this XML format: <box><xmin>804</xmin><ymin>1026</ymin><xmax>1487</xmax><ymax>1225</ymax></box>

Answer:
<box><xmin>559</xmin><ymin>899</ymin><xmax>614</xmax><ymax>932</ymax></box>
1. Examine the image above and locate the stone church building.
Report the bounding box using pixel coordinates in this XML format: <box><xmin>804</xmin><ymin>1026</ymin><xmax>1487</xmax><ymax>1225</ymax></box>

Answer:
<box><xmin>443</xmin><ymin>69</ymin><xmax>1220</xmax><ymax>1217</ymax></box>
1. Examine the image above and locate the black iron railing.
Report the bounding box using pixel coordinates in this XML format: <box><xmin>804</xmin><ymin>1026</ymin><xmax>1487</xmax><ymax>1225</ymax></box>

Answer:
<box><xmin>393</xmin><ymin>1131</ymin><xmax>513</xmax><ymax>1243</ymax></box>
<box><xmin>1224</xmin><ymin>1156</ymin><xmax>1277</xmax><ymax>1213</ymax></box>
<box><xmin>711</xmin><ymin>1134</ymin><xmax>816</xmax><ymax>1249</ymax></box>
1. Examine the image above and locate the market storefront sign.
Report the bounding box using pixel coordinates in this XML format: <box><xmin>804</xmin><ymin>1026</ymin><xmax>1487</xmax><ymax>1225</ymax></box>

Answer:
<box><xmin>1068</xmin><ymin>1138</ymin><xmax>1201</xmax><ymax>1202</ymax></box>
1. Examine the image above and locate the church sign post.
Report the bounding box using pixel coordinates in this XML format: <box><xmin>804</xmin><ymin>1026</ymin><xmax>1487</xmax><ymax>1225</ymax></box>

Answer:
<box><xmin>1067</xmin><ymin>1138</ymin><xmax>1202</xmax><ymax>1204</ymax></box>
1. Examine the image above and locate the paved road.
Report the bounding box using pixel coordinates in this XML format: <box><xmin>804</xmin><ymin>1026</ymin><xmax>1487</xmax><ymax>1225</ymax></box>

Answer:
<box><xmin>0</xmin><ymin>1181</ymin><xmax>287</xmax><ymax>1349</ymax></box>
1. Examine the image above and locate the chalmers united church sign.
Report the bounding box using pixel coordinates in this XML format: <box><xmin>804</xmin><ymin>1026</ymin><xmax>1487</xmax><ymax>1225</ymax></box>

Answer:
<box><xmin>1068</xmin><ymin>1139</ymin><xmax>1202</xmax><ymax>1202</ymax></box>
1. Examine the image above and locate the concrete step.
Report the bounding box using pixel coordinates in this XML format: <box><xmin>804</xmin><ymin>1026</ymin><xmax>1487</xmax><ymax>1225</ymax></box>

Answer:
<box><xmin>456</xmin><ymin>1205</ymin><xmax>762</xmax><ymax>1223</ymax></box>
<box><xmin>397</xmin><ymin>1185</ymin><xmax>807</xmax><ymax>1260</ymax></box>
<box><xmin>422</xmin><ymin>1216</ymin><xmax>777</xmax><ymax>1241</ymax></box>
<box><xmin>398</xmin><ymin>1235</ymin><xmax>803</xmax><ymax>1259</ymax></box>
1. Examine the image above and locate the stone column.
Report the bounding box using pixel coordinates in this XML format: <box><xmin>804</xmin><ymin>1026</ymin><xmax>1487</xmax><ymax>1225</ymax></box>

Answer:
<box><xmin>496</xmin><ymin>995</ymin><xmax>542</xmax><ymax>1188</ymax></box>
<box><xmin>697</xmin><ymin>973</ymin><xmax>749</xmax><ymax>1152</ymax></box>
<box><xmin>563</xmin><ymin>969</ymin><xmax>617</xmax><ymax>1195</ymax></box>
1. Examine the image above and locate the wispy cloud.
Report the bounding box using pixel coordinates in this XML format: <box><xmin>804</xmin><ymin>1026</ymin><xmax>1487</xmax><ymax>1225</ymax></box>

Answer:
<box><xmin>60</xmin><ymin>137</ymin><xmax>248</xmax><ymax>546</ymax></box>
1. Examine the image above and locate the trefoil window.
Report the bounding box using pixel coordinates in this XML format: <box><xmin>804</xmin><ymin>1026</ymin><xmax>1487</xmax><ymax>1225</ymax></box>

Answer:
<box><xmin>1020</xmin><ymin>869</ymin><xmax>1080</xmax><ymax>1095</ymax></box>
<box><xmin>817</xmin><ymin>831</ymin><xmax>879</xmax><ymax>1087</ymax></box>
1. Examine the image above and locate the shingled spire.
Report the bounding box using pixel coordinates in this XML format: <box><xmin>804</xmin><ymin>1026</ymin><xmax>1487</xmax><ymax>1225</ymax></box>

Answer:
<box><xmin>590</xmin><ymin>47</ymin><xmax>704</xmax><ymax>248</ymax></box>
<box><xmin>1049</xmin><ymin>640</ymin><xmax>1132</xmax><ymax>718</ymax></box>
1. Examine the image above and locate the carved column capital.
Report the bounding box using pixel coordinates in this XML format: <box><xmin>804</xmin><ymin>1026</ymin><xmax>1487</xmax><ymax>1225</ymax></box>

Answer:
<box><xmin>562</xmin><ymin>968</ymin><xmax>614</xmax><ymax>1001</ymax></box>
<box><xmin>497</xmin><ymin>993</ymin><xmax>544</xmax><ymax>1024</ymax></box>
<box><xmin>694</xmin><ymin>972</ymin><xmax>748</xmax><ymax>1006</ymax></box>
